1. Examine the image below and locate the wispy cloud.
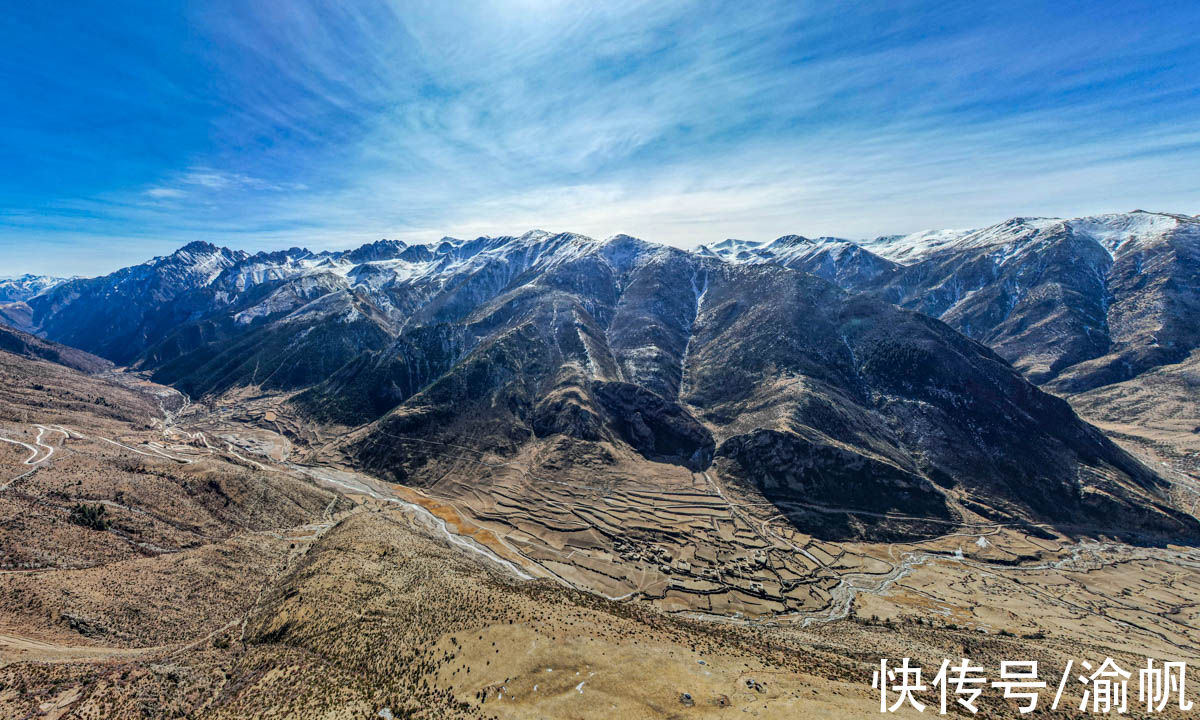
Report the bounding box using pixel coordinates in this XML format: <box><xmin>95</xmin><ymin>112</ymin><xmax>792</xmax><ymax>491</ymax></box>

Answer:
<box><xmin>145</xmin><ymin>187</ymin><xmax>187</xmax><ymax>199</ymax></box>
<box><xmin>146</xmin><ymin>169</ymin><xmax>308</xmax><ymax>198</ymax></box>
<box><xmin>2</xmin><ymin>0</ymin><xmax>1199</xmax><ymax>275</ymax></box>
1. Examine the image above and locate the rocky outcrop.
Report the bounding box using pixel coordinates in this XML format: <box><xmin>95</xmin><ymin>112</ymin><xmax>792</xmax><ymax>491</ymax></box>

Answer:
<box><xmin>592</xmin><ymin>381</ymin><xmax>714</xmax><ymax>469</ymax></box>
<box><xmin>715</xmin><ymin>429</ymin><xmax>954</xmax><ymax>540</ymax></box>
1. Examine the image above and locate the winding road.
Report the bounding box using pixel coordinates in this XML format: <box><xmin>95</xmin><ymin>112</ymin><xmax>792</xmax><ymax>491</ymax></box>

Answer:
<box><xmin>10</xmin><ymin>392</ymin><xmax>1200</xmax><ymax>640</ymax></box>
<box><xmin>0</xmin><ymin>424</ymin><xmax>64</xmax><ymax>465</ymax></box>
<box><xmin>289</xmin><ymin>464</ymin><xmax>535</xmax><ymax>581</ymax></box>
<box><xmin>0</xmin><ymin>424</ymin><xmax>68</xmax><ymax>490</ymax></box>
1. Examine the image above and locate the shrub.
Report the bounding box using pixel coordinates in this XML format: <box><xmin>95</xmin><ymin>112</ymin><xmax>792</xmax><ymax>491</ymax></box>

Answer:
<box><xmin>68</xmin><ymin>503</ymin><xmax>109</xmax><ymax>531</ymax></box>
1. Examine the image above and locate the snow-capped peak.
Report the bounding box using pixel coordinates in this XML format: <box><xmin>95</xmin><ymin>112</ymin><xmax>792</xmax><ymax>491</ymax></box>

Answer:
<box><xmin>0</xmin><ymin>274</ymin><xmax>74</xmax><ymax>303</ymax></box>
<box><xmin>695</xmin><ymin>238</ymin><xmax>770</xmax><ymax>262</ymax></box>
<box><xmin>1064</xmin><ymin>211</ymin><xmax>1187</xmax><ymax>256</ymax></box>
<box><xmin>856</xmin><ymin>211</ymin><xmax>1192</xmax><ymax>265</ymax></box>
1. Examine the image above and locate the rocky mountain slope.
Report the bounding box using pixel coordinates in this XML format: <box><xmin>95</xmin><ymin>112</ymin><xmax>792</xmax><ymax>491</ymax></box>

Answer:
<box><xmin>1</xmin><ymin>228</ymin><xmax>1188</xmax><ymax>540</ymax></box>
<box><xmin>702</xmin><ymin>211</ymin><xmax>1200</xmax><ymax>395</ymax></box>
<box><xmin>4</xmin><ymin>330</ymin><xmax>1199</xmax><ymax>720</ymax></box>
<box><xmin>0</xmin><ymin>275</ymin><xmax>70</xmax><ymax>340</ymax></box>
<box><xmin>1</xmin><ymin>219</ymin><xmax>1195</xmax><ymax>540</ymax></box>
<box><xmin>344</xmin><ymin>237</ymin><xmax>1189</xmax><ymax>539</ymax></box>
<box><xmin>0</xmin><ymin>274</ymin><xmax>70</xmax><ymax>303</ymax></box>
<box><xmin>0</xmin><ymin>323</ymin><xmax>113</xmax><ymax>374</ymax></box>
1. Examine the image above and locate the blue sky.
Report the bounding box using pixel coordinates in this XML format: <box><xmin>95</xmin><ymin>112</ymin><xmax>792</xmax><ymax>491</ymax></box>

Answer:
<box><xmin>2</xmin><ymin>0</ymin><xmax>1199</xmax><ymax>276</ymax></box>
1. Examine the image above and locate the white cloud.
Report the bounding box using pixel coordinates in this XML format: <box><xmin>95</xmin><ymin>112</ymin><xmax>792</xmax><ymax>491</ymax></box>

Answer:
<box><xmin>145</xmin><ymin>187</ymin><xmax>186</xmax><ymax>199</ymax></box>
<box><xmin>7</xmin><ymin>0</ymin><xmax>1198</xmax><ymax>276</ymax></box>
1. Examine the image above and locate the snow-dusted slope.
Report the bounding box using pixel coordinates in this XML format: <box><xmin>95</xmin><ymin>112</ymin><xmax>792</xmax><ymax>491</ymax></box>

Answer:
<box><xmin>860</xmin><ymin>211</ymin><xmax>1190</xmax><ymax>265</ymax></box>
<box><xmin>707</xmin><ymin>211</ymin><xmax>1199</xmax><ymax>391</ymax></box>
<box><xmin>859</xmin><ymin>228</ymin><xmax>975</xmax><ymax>264</ymax></box>
<box><xmin>23</xmin><ymin>242</ymin><xmax>248</xmax><ymax>363</ymax></box>
<box><xmin>1066</xmin><ymin>211</ymin><xmax>1191</xmax><ymax>256</ymax></box>
<box><xmin>695</xmin><ymin>237</ymin><xmax>768</xmax><ymax>262</ymax></box>
<box><xmin>21</xmin><ymin>230</ymin><xmax>613</xmax><ymax>367</ymax></box>
<box><xmin>0</xmin><ymin>274</ymin><xmax>73</xmax><ymax>303</ymax></box>
<box><xmin>14</xmin><ymin>210</ymin><xmax>1197</xmax><ymax>395</ymax></box>
<box><xmin>698</xmin><ymin>234</ymin><xmax>898</xmax><ymax>288</ymax></box>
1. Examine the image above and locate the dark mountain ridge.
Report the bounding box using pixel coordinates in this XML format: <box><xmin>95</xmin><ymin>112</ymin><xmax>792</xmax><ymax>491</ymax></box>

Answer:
<box><xmin>3</xmin><ymin>221</ymin><xmax>1195</xmax><ymax>541</ymax></box>
<box><xmin>704</xmin><ymin>211</ymin><xmax>1200</xmax><ymax>395</ymax></box>
<box><xmin>0</xmin><ymin>323</ymin><xmax>113</xmax><ymax>374</ymax></box>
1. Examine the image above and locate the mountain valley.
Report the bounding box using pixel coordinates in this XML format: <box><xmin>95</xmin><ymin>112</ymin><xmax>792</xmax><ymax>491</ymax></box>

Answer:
<box><xmin>3</xmin><ymin>210</ymin><xmax>1200</xmax><ymax>718</ymax></box>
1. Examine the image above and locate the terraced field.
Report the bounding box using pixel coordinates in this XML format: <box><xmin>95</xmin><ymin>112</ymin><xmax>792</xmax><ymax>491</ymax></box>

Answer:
<box><xmin>6</xmin><ymin>356</ymin><xmax>1200</xmax><ymax>718</ymax></box>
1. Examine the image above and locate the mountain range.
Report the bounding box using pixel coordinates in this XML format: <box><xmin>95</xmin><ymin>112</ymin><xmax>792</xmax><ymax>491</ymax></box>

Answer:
<box><xmin>2</xmin><ymin>210</ymin><xmax>1196</xmax><ymax>541</ymax></box>
<box><xmin>0</xmin><ymin>273</ymin><xmax>71</xmax><ymax>303</ymax></box>
<box><xmin>701</xmin><ymin>211</ymin><xmax>1200</xmax><ymax>394</ymax></box>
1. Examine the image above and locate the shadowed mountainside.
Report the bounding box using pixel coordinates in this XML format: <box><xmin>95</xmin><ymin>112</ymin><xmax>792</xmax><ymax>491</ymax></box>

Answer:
<box><xmin>0</xmin><ymin>323</ymin><xmax>113</xmax><ymax>374</ymax></box>
<box><xmin>3</xmin><ymin>227</ymin><xmax>1195</xmax><ymax>542</ymax></box>
<box><xmin>705</xmin><ymin>211</ymin><xmax>1200</xmax><ymax>395</ymax></box>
